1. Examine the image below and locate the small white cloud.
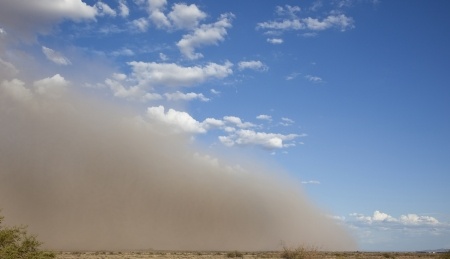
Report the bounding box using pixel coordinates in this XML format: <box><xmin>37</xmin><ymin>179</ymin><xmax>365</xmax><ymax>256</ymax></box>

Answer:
<box><xmin>42</xmin><ymin>46</ymin><xmax>71</xmax><ymax>65</ymax></box>
<box><xmin>258</xmin><ymin>19</ymin><xmax>303</xmax><ymax>31</ymax></box>
<box><xmin>310</xmin><ymin>0</ymin><xmax>323</xmax><ymax>11</ymax></box>
<box><xmin>147</xmin><ymin>0</ymin><xmax>171</xmax><ymax>28</ymax></box>
<box><xmin>218</xmin><ymin>135</ymin><xmax>235</xmax><ymax>147</ymax></box>
<box><xmin>400</xmin><ymin>214</ymin><xmax>440</xmax><ymax>225</ymax></box>
<box><xmin>257</xmin><ymin>5</ymin><xmax>354</xmax><ymax>35</ymax></box>
<box><xmin>159</xmin><ymin>52</ymin><xmax>169</xmax><ymax>61</ymax></box>
<box><xmin>223</xmin><ymin>126</ymin><xmax>236</xmax><ymax>133</ymax></box>
<box><xmin>105</xmin><ymin>77</ymin><xmax>162</xmax><ymax>101</ymax></box>
<box><xmin>280</xmin><ymin>117</ymin><xmax>295</xmax><ymax>126</ymax></box>
<box><xmin>286</xmin><ymin>72</ymin><xmax>301</xmax><ymax>80</ymax></box>
<box><xmin>112</xmin><ymin>47</ymin><xmax>134</xmax><ymax>56</ymax></box>
<box><xmin>118</xmin><ymin>0</ymin><xmax>129</xmax><ymax>17</ymax></box>
<box><xmin>256</xmin><ymin>114</ymin><xmax>272</xmax><ymax>121</ymax></box>
<box><xmin>95</xmin><ymin>2</ymin><xmax>116</xmax><ymax>17</ymax></box>
<box><xmin>336</xmin><ymin>0</ymin><xmax>353</xmax><ymax>9</ymax></box>
<box><xmin>276</xmin><ymin>5</ymin><xmax>301</xmax><ymax>17</ymax></box>
<box><xmin>305</xmin><ymin>74</ymin><xmax>323</xmax><ymax>83</ymax></box>
<box><xmin>202</xmin><ymin>118</ymin><xmax>225</xmax><ymax>130</ymax></box>
<box><xmin>302</xmin><ymin>32</ymin><xmax>318</xmax><ymax>37</ymax></box>
<box><xmin>177</xmin><ymin>13</ymin><xmax>234</xmax><ymax>60</ymax></box>
<box><xmin>131</xmin><ymin>17</ymin><xmax>149</xmax><ymax>32</ymax></box>
<box><xmin>372</xmin><ymin>211</ymin><xmax>397</xmax><ymax>222</ymax></box>
<box><xmin>220</xmin><ymin>129</ymin><xmax>299</xmax><ymax>150</ymax></box>
<box><xmin>238</xmin><ymin>60</ymin><xmax>268</xmax><ymax>72</ymax></box>
<box><xmin>223</xmin><ymin>116</ymin><xmax>255</xmax><ymax>128</ymax></box>
<box><xmin>168</xmin><ymin>3</ymin><xmax>206</xmax><ymax>30</ymax></box>
<box><xmin>165</xmin><ymin>91</ymin><xmax>209</xmax><ymax>102</ymax></box>
<box><xmin>303</xmin><ymin>14</ymin><xmax>354</xmax><ymax>31</ymax></box>
<box><xmin>267</xmin><ymin>38</ymin><xmax>283</xmax><ymax>44</ymax></box>
<box><xmin>210</xmin><ymin>89</ymin><xmax>220</xmax><ymax>95</ymax></box>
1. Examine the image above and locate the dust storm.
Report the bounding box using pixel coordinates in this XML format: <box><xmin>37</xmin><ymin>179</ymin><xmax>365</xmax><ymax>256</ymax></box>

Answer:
<box><xmin>0</xmin><ymin>83</ymin><xmax>356</xmax><ymax>251</ymax></box>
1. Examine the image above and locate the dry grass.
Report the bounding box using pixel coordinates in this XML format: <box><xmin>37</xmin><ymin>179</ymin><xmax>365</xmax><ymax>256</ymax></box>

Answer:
<box><xmin>52</xmin><ymin>250</ymin><xmax>445</xmax><ymax>259</ymax></box>
<box><xmin>280</xmin><ymin>246</ymin><xmax>319</xmax><ymax>259</ymax></box>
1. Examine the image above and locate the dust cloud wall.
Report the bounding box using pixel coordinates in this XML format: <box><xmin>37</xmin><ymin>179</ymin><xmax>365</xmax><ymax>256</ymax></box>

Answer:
<box><xmin>0</xmin><ymin>86</ymin><xmax>356</xmax><ymax>251</ymax></box>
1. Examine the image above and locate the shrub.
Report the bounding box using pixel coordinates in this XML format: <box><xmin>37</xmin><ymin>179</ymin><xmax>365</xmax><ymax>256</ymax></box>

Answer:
<box><xmin>0</xmin><ymin>212</ymin><xmax>55</xmax><ymax>259</ymax></box>
<box><xmin>227</xmin><ymin>250</ymin><xmax>244</xmax><ymax>258</ymax></box>
<box><xmin>281</xmin><ymin>246</ymin><xmax>318</xmax><ymax>259</ymax></box>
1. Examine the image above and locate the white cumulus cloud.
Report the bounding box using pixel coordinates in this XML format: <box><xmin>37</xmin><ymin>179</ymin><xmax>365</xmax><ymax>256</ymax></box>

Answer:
<box><xmin>147</xmin><ymin>0</ymin><xmax>171</xmax><ymax>28</ymax></box>
<box><xmin>168</xmin><ymin>3</ymin><xmax>207</xmax><ymax>30</ymax></box>
<box><xmin>137</xmin><ymin>106</ymin><xmax>303</xmax><ymax>151</ymax></box>
<box><xmin>400</xmin><ymin>214</ymin><xmax>440</xmax><ymax>225</ymax></box>
<box><xmin>146</xmin><ymin>105</ymin><xmax>206</xmax><ymax>134</ymax></box>
<box><xmin>303</xmin><ymin>14</ymin><xmax>354</xmax><ymax>31</ymax></box>
<box><xmin>127</xmin><ymin>61</ymin><xmax>233</xmax><ymax>88</ymax></box>
<box><xmin>177</xmin><ymin>13</ymin><xmax>234</xmax><ymax>60</ymax></box>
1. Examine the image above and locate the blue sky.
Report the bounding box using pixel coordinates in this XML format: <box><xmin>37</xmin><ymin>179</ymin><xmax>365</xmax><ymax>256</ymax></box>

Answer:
<box><xmin>1</xmin><ymin>0</ymin><xmax>449</xmax><ymax>251</ymax></box>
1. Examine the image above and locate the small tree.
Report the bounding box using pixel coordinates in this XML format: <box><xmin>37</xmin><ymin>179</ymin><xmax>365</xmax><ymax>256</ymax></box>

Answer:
<box><xmin>0</xmin><ymin>212</ymin><xmax>55</xmax><ymax>259</ymax></box>
<box><xmin>281</xmin><ymin>245</ymin><xmax>318</xmax><ymax>259</ymax></box>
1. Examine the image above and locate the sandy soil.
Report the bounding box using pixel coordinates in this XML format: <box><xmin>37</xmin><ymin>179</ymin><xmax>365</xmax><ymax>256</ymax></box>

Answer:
<box><xmin>55</xmin><ymin>251</ymin><xmax>443</xmax><ymax>259</ymax></box>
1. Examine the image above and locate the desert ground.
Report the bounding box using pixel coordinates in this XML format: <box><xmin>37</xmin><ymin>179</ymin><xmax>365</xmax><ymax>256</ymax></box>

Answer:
<box><xmin>54</xmin><ymin>250</ymin><xmax>445</xmax><ymax>259</ymax></box>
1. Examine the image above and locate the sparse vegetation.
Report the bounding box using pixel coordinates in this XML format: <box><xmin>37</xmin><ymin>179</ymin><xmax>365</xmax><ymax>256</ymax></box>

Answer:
<box><xmin>281</xmin><ymin>246</ymin><xmax>318</xmax><ymax>259</ymax></box>
<box><xmin>227</xmin><ymin>250</ymin><xmax>244</xmax><ymax>258</ymax></box>
<box><xmin>440</xmin><ymin>251</ymin><xmax>450</xmax><ymax>259</ymax></box>
<box><xmin>382</xmin><ymin>252</ymin><xmax>396</xmax><ymax>259</ymax></box>
<box><xmin>0</xmin><ymin>212</ymin><xmax>55</xmax><ymax>259</ymax></box>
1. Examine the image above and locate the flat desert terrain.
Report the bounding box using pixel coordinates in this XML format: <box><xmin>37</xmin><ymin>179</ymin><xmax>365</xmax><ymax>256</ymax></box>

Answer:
<box><xmin>55</xmin><ymin>251</ymin><xmax>445</xmax><ymax>259</ymax></box>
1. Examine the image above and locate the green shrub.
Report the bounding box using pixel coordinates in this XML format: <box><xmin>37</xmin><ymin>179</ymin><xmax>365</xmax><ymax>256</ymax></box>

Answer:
<box><xmin>0</xmin><ymin>212</ymin><xmax>55</xmax><ymax>259</ymax></box>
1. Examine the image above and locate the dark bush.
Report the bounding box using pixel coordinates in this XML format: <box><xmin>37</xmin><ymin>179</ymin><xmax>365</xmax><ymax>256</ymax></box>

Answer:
<box><xmin>0</xmin><ymin>212</ymin><xmax>55</xmax><ymax>259</ymax></box>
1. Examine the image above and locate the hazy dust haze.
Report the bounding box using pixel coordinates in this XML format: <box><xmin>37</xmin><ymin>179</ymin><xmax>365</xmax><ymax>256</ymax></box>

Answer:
<box><xmin>0</xmin><ymin>84</ymin><xmax>356</xmax><ymax>251</ymax></box>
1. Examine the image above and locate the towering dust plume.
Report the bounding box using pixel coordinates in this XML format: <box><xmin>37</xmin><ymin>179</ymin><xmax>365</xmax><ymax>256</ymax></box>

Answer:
<box><xmin>0</xmin><ymin>85</ymin><xmax>356</xmax><ymax>251</ymax></box>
